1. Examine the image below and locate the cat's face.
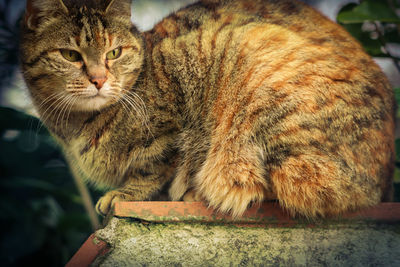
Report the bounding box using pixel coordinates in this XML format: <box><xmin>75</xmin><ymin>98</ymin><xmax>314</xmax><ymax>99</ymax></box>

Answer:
<box><xmin>20</xmin><ymin>0</ymin><xmax>144</xmax><ymax>112</ymax></box>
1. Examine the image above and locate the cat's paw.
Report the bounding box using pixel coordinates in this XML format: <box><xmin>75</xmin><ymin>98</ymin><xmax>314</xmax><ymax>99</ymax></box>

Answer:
<box><xmin>95</xmin><ymin>190</ymin><xmax>126</xmax><ymax>216</ymax></box>
<box><xmin>182</xmin><ymin>189</ymin><xmax>203</xmax><ymax>202</ymax></box>
<box><xmin>195</xmin><ymin>146</ymin><xmax>267</xmax><ymax>217</ymax></box>
<box><xmin>195</xmin><ymin>164</ymin><xmax>266</xmax><ymax>217</ymax></box>
<box><xmin>203</xmin><ymin>181</ymin><xmax>265</xmax><ymax>218</ymax></box>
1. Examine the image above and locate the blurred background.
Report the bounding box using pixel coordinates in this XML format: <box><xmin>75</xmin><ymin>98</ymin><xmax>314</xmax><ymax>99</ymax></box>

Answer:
<box><xmin>0</xmin><ymin>0</ymin><xmax>399</xmax><ymax>266</ymax></box>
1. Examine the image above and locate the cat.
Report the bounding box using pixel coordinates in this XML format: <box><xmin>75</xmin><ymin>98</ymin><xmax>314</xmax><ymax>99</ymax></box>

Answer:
<box><xmin>20</xmin><ymin>0</ymin><xmax>395</xmax><ymax>218</ymax></box>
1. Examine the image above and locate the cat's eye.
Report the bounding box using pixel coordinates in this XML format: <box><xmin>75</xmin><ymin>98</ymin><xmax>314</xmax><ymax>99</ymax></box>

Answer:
<box><xmin>106</xmin><ymin>47</ymin><xmax>122</xmax><ymax>60</ymax></box>
<box><xmin>60</xmin><ymin>49</ymin><xmax>82</xmax><ymax>62</ymax></box>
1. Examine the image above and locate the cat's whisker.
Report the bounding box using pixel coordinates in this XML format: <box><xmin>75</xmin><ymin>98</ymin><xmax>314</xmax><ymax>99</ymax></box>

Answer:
<box><xmin>120</xmin><ymin>90</ymin><xmax>152</xmax><ymax>137</ymax></box>
<box><xmin>36</xmin><ymin>92</ymin><xmax>62</xmax><ymax>111</ymax></box>
<box><xmin>59</xmin><ymin>94</ymin><xmax>76</xmax><ymax>132</ymax></box>
<box><xmin>126</xmin><ymin>91</ymin><xmax>153</xmax><ymax>138</ymax></box>
<box><xmin>119</xmin><ymin>93</ymin><xmax>153</xmax><ymax>137</ymax></box>
<box><xmin>112</xmin><ymin>83</ymin><xmax>151</xmax><ymax>137</ymax></box>
<box><xmin>122</xmin><ymin>93</ymin><xmax>145</xmax><ymax>118</ymax></box>
<box><xmin>64</xmin><ymin>95</ymin><xmax>79</xmax><ymax>132</ymax></box>
<box><xmin>68</xmin><ymin>82</ymin><xmax>84</xmax><ymax>85</ymax></box>
<box><xmin>113</xmin><ymin>94</ymin><xmax>131</xmax><ymax>116</ymax></box>
<box><xmin>33</xmin><ymin>92</ymin><xmax>62</xmax><ymax>135</ymax></box>
<box><xmin>67</xmin><ymin>89</ymin><xmax>87</xmax><ymax>92</ymax></box>
<box><xmin>66</xmin><ymin>90</ymin><xmax>89</xmax><ymax>93</ymax></box>
<box><xmin>37</xmin><ymin>92</ymin><xmax>66</xmax><ymax>117</ymax></box>
<box><xmin>58</xmin><ymin>95</ymin><xmax>73</xmax><ymax>132</ymax></box>
<box><xmin>122</xmin><ymin>89</ymin><xmax>149</xmax><ymax>121</ymax></box>
<box><xmin>120</xmin><ymin>94</ymin><xmax>143</xmax><ymax>118</ymax></box>
<box><xmin>68</xmin><ymin>92</ymin><xmax>98</xmax><ymax>97</ymax></box>
<box><xmin>54</xmin><ymin>94</ymin><xmax>74</xmax><ymax>133</ymax></box>
<box><xmin>110</xmin><ymin>93</ymin><xmax>132</xmax><ymax>118</ymax></box>
<box><xmin>36</xmin><ymin>92</ymin><xmax>66</xmax><ymax>135</ymax></box>
<box><xmin>49</xmin><ymin>94</ymin><xmax>76</xmax><ymax>133</ymax></box>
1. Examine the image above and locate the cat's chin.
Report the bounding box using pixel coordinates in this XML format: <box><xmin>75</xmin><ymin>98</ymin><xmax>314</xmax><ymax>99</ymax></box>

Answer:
<box><xmin>73</xmin><ymin>96</ymin><xmax>117</xmax><ymax>112</ymax></box>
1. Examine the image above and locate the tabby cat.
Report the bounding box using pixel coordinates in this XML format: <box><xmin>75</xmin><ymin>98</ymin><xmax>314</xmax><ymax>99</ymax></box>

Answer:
<box><xmin>20</xmin><ymin>0</ymin><xmax>395</xmax><ymax>218</ymax></box>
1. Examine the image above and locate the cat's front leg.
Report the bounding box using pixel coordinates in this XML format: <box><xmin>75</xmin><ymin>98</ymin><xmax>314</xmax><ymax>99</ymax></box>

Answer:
<box><xmin>96</xmin><ymin>160</ymin><xmax>176</xmax><ymax>216</ymax></box>
<box><xmin>194</xmin><ymin>142</ymin><xmax>269</xmax><ymax>217</ymax></box>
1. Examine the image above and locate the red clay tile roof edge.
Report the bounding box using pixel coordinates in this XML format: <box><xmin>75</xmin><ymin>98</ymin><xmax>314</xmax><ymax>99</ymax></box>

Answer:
<box><xmin>65</xmin><ymin>233</ymin><xmax>109</xmax><ymax>267</ymax></box>
<box><xmin>112</xmin><ymin>201</ymin><xmax>400</xmax><ymax>224</ymax></box>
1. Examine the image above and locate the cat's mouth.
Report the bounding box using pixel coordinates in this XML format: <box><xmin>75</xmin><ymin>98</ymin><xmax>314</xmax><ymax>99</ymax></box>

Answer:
<box><xmin>68</xmin><ymin>83</ymin><xmax>118</xmax><ymax>111</ymax></box>
<box><xmin>81</xmin><ymin>92</ymin><xmax>105</xmax><ymax>99</ymax></box>
<box><xmin>74</xmin><ymin>94</ymin><xmax>114</xmax><ymax>111</ymax></box>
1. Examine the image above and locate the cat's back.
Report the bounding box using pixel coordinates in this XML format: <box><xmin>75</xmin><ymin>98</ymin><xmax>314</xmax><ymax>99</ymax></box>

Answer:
<box><xmin>147</xmin><ymin>0</ymin><xmax>358</xmax><ymax>50</ymax></box>
<box><xmin>145</xmin><ymin>0</ymin><xmax>393</xmax><ymax>110</ymax></box>
<box><xmin>146</xmin><ymin>0</ymin><xmax>394</xmax><ymax>167</ymax></box>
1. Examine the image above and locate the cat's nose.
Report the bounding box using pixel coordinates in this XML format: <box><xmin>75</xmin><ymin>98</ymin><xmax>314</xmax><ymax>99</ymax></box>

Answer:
<box><xmin>89</xmin><ymin>76</ymin><xmax>107</xmax><ymax>90</ymax></box>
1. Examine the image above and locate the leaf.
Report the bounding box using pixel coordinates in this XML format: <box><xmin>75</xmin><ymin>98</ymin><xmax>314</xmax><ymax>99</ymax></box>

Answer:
<box><xmin>0</xmin><ymin>176</ymin><xmax>58</xmax><ymax>192</ymax></box>
<box><xmin>394</xmin><ymin>88</ymin><xmax>400</xmax><ymax>117</ymax></box>
<box><xmin>394</xmin><ymin>182</ymin><xmax>400</xmax><ymax>202</ymax></box>
<box><xmin>396</xmin><ymin>138</ymin><xmax>400</xmax><ymax>161</ymax></box>
<box><xmin>394</xmin><ymin>167</ymin><xmax>400</xmax><ymax>183</ymax></box>
<box><xmin>0</xmin><ymin>106</ymin><xmax>47</xmax><ymax>134</ymax></box>
<box><xmin>383</xmin><ymin>26</ymin><xmax>400</xmax><ymax>43</ymax></box>
<box><xmin>340</xmin><ymin>23</ymin><xmax>385</xmax><ymax>57</ymax></box>
<box><xmin>337</xmin><ymin>0</ymin><xmax>400</xmax><ymax>24</ymax></box>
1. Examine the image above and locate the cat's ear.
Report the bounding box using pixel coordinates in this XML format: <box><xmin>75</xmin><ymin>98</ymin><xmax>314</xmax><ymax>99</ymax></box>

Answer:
<box><xmin>25</xmin><ymin>0</ymin><xmax>69</xmax><ymax>30</ymax></box>
<box><xmin>104</xmin><ymin>0</ymin><xmax>131</xmax><ymax>17</ymax></box>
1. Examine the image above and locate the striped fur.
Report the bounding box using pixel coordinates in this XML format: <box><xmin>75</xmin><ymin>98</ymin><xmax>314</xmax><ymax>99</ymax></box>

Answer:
<box><xmin>20</xmin><ymin>0</ymin><xmax>395</xmax><ymax>218</ymax></box>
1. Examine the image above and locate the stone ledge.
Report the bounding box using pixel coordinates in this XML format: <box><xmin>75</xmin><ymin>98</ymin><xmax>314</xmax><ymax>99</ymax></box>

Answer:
<box><xmin>67</xmin><ymin>202</ymin><xmax>400</xmax><ymax>266</ymax></box>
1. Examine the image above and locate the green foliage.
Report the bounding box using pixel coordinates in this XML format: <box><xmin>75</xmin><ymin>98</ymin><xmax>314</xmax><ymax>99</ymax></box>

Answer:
<box><xmin>0</xmin><ymin>107</ymin><xmax>100</xmax><ymax>266</ymax></box>
<box><xmin>337</xmin><ymin>1</ymin><xmax>400</xmax><ymax>23</ymax></box>
<box><xmin>394</xmin><ymin>87</ymin><xmax>400</xmax><ymax>117</ymax></box>
<box><xmin>337</xmin><ymin>0</ymin><xmax>400</xmax><ymax>59</ymax></box>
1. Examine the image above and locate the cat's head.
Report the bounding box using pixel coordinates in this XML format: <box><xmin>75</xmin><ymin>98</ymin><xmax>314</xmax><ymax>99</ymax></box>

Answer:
<box><xmin>20</xmin><ymin>0</ymin><xmax>144</xmax><ymax>112</ymax></box>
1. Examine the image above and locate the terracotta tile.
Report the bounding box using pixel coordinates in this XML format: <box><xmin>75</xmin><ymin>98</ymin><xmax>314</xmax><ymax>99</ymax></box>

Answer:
<box><xmin>66</xmin><ymin>233</ymin><xmax>109</xmax><ymax>267</ymax></box>
<box><xmin>112</xmin><ymin>201</ymin><xmax>400</xmax><ymax>224</ymax></box>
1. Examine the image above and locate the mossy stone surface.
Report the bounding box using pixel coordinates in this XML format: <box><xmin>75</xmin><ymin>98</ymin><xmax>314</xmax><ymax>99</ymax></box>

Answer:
<box><xmin>92</xmin><ymin>218</ymin><xmax>400</xmax><ymax>266</ymax></box>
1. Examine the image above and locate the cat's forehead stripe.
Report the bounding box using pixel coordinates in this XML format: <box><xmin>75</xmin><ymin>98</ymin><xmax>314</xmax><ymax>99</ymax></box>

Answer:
<box><xmin>74</xmin><ymin>35</ymin><xmax>80</xmax><ymax>47</ymax></box>
<box><xmin>79</xmin><ymin>16</ymin><xmax>91</xmax><ymax>46</ymax></box>
<box><xmin>77</xmin><ymin>15</ymin><xmax>107</xmax><ymax>48</ymax></box>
